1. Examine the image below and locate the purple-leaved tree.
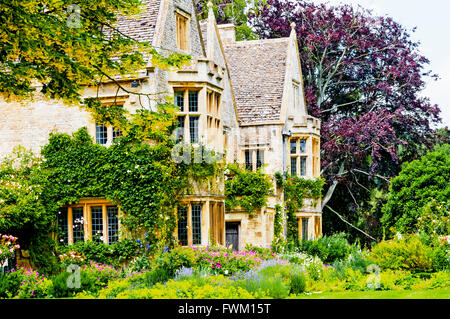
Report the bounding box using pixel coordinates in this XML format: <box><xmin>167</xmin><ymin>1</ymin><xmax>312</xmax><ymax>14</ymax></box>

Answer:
<box><xmin>247</xmin><ymin>0</ymin><xmax>442</xmax><ymax>240</ymax></box>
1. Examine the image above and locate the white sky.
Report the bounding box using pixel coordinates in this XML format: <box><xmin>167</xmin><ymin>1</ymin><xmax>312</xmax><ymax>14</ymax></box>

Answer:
<box><xmin>313</xmin><ymin>0</ymin><xmax>450</xmax><ymax>128</ymax></box>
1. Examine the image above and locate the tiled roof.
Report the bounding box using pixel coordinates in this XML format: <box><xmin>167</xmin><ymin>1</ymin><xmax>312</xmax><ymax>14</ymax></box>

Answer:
<box><xmin>110</xmin><ymin>0</ymin><xmax>160</xmax><ymax>43</ymax></box>
<box><xmin>223</xmin><ymin>38</ymin><xmax>289</xmax><ymax>124</ymax></box>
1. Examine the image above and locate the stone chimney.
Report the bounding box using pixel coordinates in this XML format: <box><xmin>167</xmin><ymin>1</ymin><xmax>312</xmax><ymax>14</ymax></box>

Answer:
<box><xmin>217</xmin><ymin>24</ymin><xmax>236</xmax><ymax>44</ymax></box>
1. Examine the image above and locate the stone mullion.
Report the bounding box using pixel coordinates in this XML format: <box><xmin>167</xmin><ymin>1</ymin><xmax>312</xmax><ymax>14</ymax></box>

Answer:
<box><xmin>68</xmin><ymin>207</ymin><xmax>73</xmax><ymax>245</ymax></box>
<box><xmin>102</xmin><ymin>205</ymin><xmax>108</xmax><ymax>244</ymax></box>
<box><xmin>187</xmin><ymin>204</ymin><xmax>193</xmax><ymax>246</ymax></box>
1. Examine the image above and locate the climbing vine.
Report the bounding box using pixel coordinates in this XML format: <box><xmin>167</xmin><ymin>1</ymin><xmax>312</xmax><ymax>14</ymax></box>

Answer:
<box><xmin>40</xmin><ymin>104</ymin><xmax>218</xmax><ymax>250</ymax></box>
<box><xmin>275</xmin><ymin>173</ymin><xmax>325</xmax><ymax>241</ymax></box>
<box><xmin>224</xmin><ymin>164</ymin><xmax>273</xmax><ymax>217</ymax></box>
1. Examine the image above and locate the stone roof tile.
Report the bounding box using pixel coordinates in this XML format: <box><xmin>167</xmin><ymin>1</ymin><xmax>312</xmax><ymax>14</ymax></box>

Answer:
<box><xmin>113</xmin><ymin>0</ymin><xmax>160</xmax><ymax>43</ymax></box>
<box><xmin>223</xmin><ymin>38</ymin><xmax>289</xmax><ymax>124</ymax></box>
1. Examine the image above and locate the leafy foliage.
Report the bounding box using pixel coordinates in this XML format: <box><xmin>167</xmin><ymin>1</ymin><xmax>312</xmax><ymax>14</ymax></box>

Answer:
<box><xmin>245</xmin><ymin>0</ymin><xmax>442</xmax><ymax>240</ymax></box>
<box><xmin>196</xmin><ymin>0</ymin><xmax>261</xmax><ymax>41</ymax></box>
<box><xmin>0</xmin><ymin>0</ymin><xmax>190</xmax><ymax>107</ymax></box>
<box><xmin>277</xmin><ymin>173</ymin><xmax>324</xmax><ymax>240</ymax></box>
<box><xmin>368</xmin><ymin>235</ymin><xmax>438</xmax><ymax>273</ymax></box>
<box><xmin>41</xmin><ymin>103</ymin><xmax>217</xmax><ymax>247</ymax></box>
<box><xmin>224</xmin><ymin>164</ymin><xmax>273</xmax><ymax>216</ymax></box>
<box><xmin>294</xmin><ymin>233</ymin><xmax>356</xmax><ymax>264</ymax></box>
<box><xmin>382</xmin><ymin>144</ymin><xmax>450</xmax><ymax>235</ymax></box>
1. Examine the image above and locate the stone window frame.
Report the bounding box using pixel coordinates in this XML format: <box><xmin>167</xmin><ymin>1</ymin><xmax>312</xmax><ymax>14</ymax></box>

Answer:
<box><xmin>94</xmin><ymin>101</ymin><xmax>124</xmax><ymax>146</ymax></box>
<box><xmin>175</xmin><ymin>9</ymin><xmax>190</xmax><ymax>52</ymax></box>
<box><xmin>176</xmin><ymin>201</ymin><xmax>204</xmax><ymax>247</ymax></box>
<box><xmin>57</xmin><ymin>198</ymin><xmax>121</xmax><ymax>245</ymax></box>
<box><xmin>173</xmin><ymin>87</ymin><xmax>202</xmax><ymax>144</ymax></box>
<box><xmin>289</xmin><ymin>136</ymin><xmax>309</xmax><ymax>177</ymax></box>
<box><xmin>206</xmin><ymin>89</ymin><xmax>222</xmax><ymax>146</ymax></box>
<box><xmin>176</xmin><ymin>199</ymin><xmax>225</xmax><ymax>247</ymax></box>
<box><xmin>243</xmin><ymin>148</ymin><xmax>265</xmax><ymax>172</ymax></box>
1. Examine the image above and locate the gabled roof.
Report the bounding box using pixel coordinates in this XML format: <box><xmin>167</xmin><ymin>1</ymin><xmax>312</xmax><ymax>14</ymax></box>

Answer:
<box><xmin>113</xmin><ymin>0</ymin><xmax>161</xmax><ymax>43</ymax></box>
<box><xmin>222</xmin><ymin>38</ymin><xmax>289</xmax><ymax>124</ymax></box>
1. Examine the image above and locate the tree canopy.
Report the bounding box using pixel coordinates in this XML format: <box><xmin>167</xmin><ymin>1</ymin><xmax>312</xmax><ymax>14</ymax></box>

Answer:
<box><xmin>248</xmin><ymin>0</ymin><xmax>442</xmax><ymax>240</ymax></box>
<box><xmin>198</xmin><ymin>0</ymin><xmax>445</xmax><ymax>240</ymax></box>
<box><xmin>0</xmin><ymin>0</ymin><xmax>189</xmax><ymax>108</ymax></box>
<box><xmin>381</xmin><ymin>144</ymin><xmax>450</xmax><ymax>235</ymax></box>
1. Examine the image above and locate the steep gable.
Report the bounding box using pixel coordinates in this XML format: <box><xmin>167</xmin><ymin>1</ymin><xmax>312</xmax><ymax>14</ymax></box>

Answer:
<box><xmin>223</xmin><ymin>38</ymin><xmax>289</xmax><ymax>124</ymax></box>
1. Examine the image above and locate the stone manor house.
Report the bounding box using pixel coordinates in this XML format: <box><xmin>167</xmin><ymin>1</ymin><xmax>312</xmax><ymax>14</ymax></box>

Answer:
<box><xmin>0</xmin><ymin>0</ymin><xmax>321</xmax><ymax>250</ymax></box>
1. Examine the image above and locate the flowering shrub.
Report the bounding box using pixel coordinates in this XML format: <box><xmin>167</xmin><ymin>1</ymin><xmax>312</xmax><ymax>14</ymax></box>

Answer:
<box><xmin>174</xmin><ymin>267</ymin><xmax>194</xmax><ymax>281</ymax></box>
<box><xmin>0</xmin><ymin>234</ymin><xmax>20</xmax><ymax>264</ymax></box>
<box><xmin>13</xmin><ymin>267</ymin><xmax>52</xmax><ymax>298</ymax></box>
<box><xmin>233</xmin><ymin>260</ymin><xmax>297</xmax><ymax>298</ymax></box>
<box><xmin>369</xmin><ymin>235</ymin><xmax>435</xmax><ymax>273</ymax></box>
<box><xmin>416</xmin><ymin>200</ymin><xmax>450</xmax><ymax>237</ymax></box>
<box><xmin>58</xmin><ymin>251</ymin><xmax>86</xmax><ymax>268</ymax></box>
<box><xmin>195</xmin><ymin>247</ymin><xmax>266</xmax><ymax>275</ymax></box>
<box><xmin>81</xmin><ymin>261</ymin><xmax>123</xmax><ymax>290</ymax></box>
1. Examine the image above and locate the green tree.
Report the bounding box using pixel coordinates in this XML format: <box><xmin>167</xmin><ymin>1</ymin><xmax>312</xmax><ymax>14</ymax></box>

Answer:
<box><xmin>0</xmin><ymin>0</ymin><xmax>189</xmax><ymax>110</ymax></box>
<box><xmin>382</xmin><ymin>144</ymin><xmax>450</xmax><ymax>235</ymax></box>
<box><xmin>196</xmin><ymin>0</ymin><xmax>261</xmax><ymax>41</ymax></box>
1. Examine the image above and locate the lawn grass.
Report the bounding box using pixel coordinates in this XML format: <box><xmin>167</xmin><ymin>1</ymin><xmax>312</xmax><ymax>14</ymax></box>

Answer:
<box><xmin>294</xmin><ymin>289</ymin><xmax>450</xmax><ymax>299</ymax></box>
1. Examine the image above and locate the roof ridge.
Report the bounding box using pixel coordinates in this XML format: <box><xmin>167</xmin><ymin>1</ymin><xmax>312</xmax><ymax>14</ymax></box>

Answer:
<box><xmin>223</xmin><ymin>37</ymin><xmax>290</xmax><ymax>46</ymax></box>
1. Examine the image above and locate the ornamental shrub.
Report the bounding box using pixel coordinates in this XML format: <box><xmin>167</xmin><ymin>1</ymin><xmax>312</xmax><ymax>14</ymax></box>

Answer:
<box><xmin>49</xmin><ymin>270</ymin><xmax>97</xmax><ymax>298</ymax></box>
<box><xmin>382</xmin><ymin>144</ymin><xmax>450</xmax><ymax>235</ymax></box>
<box><xmin>289</xmin><ymin>267</ymin><xmax>307</xmax><ymax>294</ymax></box>
<box><xmin>58</xmin><ymin>239</ymin><xmax>139</xmax><ymax>268</ymax></box>
<box><xmin>296</xmin><ymin>233</ymin><xmax>356</xmax><ymax>263</ymax></box>
<box><xmin>114</xmin><ymin>276</ymin><xmax>255</xmax><ymax>299</ymax></box>
<box><xmin>225</xmin><ymin>164</ymin><xmax>273</xmax><ymax>216</ymax></box>
<box><xmin>13</xmin><ymin>267</ymin><xmax>52</xmax><ymax>298</ymax></box>
<box><xmin>369</xmin><ymin>235</ymin><xmax>435</xmax><ymax>273</ymax></box>
<box><xmin>153</xmin><ymin>247</ymin><xmax>198</xmax><ymax>277</ymax></box>
<box><xmin>0</xmin><ymin>271</ymin><xmax>23</xmax><ymax>298</ymax></box>
<box><xmin>80</xmin><ymin>261</ymin><xmax>123</xmax><ymax>291</ymax></box>
<box><xmin>0</xmin><ymin>234</ymin><xmax>20</xmax><ymax>265</ymax></box>
<box><xmin>195</xmin><ymin>247</ymin><xmax>265</xmax><ymax>275</ymax></box>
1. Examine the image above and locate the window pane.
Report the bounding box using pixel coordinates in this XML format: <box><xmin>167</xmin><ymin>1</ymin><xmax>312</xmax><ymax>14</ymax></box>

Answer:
<box><xmin>72</xmin><ymin>207</ymin><xmax>84</xmax><ymax>243</ymax></box>
<box><xmin>290</xmin><ymin>140</ymin><xmax>297</xmax><ymax>154</ymax></box>
<box><xmin>188</xmin><ymin>91</ymin><xmax>198</xmax><ymax>112</ymax></box>
<box><xmin>107</xmin><ymin>206</ymin><xmax>119</xmax><ymax>244</ymax></box>
<box><xmin>176</xmin><ymin>116</ymin><xmax>184</xmax><ymax>141</ymax></box>
<box><xmin>245</xmin><ymin>150</ymin><xmax>252</xmax><ymax>171</ymax></box>
<box><xmin>91</xmin><ymin>206</ymin><xmax>103</xmax><ymax>243</ymax></box>
<box><xmin>189</xmin><ymin>116</ymin><xmax>199</xmax><ymax>143</ymax></box>
<box><xmin>96</xmin><ymin>123</ymin><xmax>108</xmax><ymax>145</ymax></box>
<box><xmin>256</xmin><ymin>150</ymin><xmax>264</xmax><ymax>169</ymax></box>
<box><xmin>299</xmin><ymin>139</ymin><xmax>307</xmax><ymax>153</ymax></box>
<box><xmin>177</xmin><ymin>206</ymin><xmax>188</xmax><ymax>246</ymax></box>
<box><xmin>302</xmin><ymin>218</ymin><xmax>309</xmax><ymax>241</ymax></box>
<box><xmin>175</xmin><ymin>91</ymin><xmax>184</xmax><ymax>112</ymax></box>
<box><xmin>192</xmin><ymin>204</ymin><xmax>202</xmax><ymax>245</ymax></box>
<box><xmin>290</xmin><ymin>157</ymin><xmax>297</xmax><ymax>176</ymax></box>
<box><xmin>57</xmin><ymin>207</ymin><xmax>69</xmax><ymax>245</ymax></box>
<box><xmin>300</xmin><ymin>157</ymin><xmax>307</xmax><ymax>176</ymax></box>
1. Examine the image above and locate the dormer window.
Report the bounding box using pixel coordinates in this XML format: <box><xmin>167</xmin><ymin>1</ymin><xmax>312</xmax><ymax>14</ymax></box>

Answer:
<box><xmin>176</xmin><ymin>12</ymin><xmax>189</xmax><ymax>51</ymax></box>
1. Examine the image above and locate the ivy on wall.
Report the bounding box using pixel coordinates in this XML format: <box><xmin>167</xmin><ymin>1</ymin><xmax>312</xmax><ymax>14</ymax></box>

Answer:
<box><xmin>275</xmin><ymin>173</ymin><xmax>325</xmax><ymax>241</ymax></box>
<box><xmin>41</xmin><ymin>118</ymin><xmax>218</xmax><ymax>247</ymax></box>
<box><xmin>224</xmin><ymin>164</ymin><xmax>273</xmax><ymax>217</ymax></box>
